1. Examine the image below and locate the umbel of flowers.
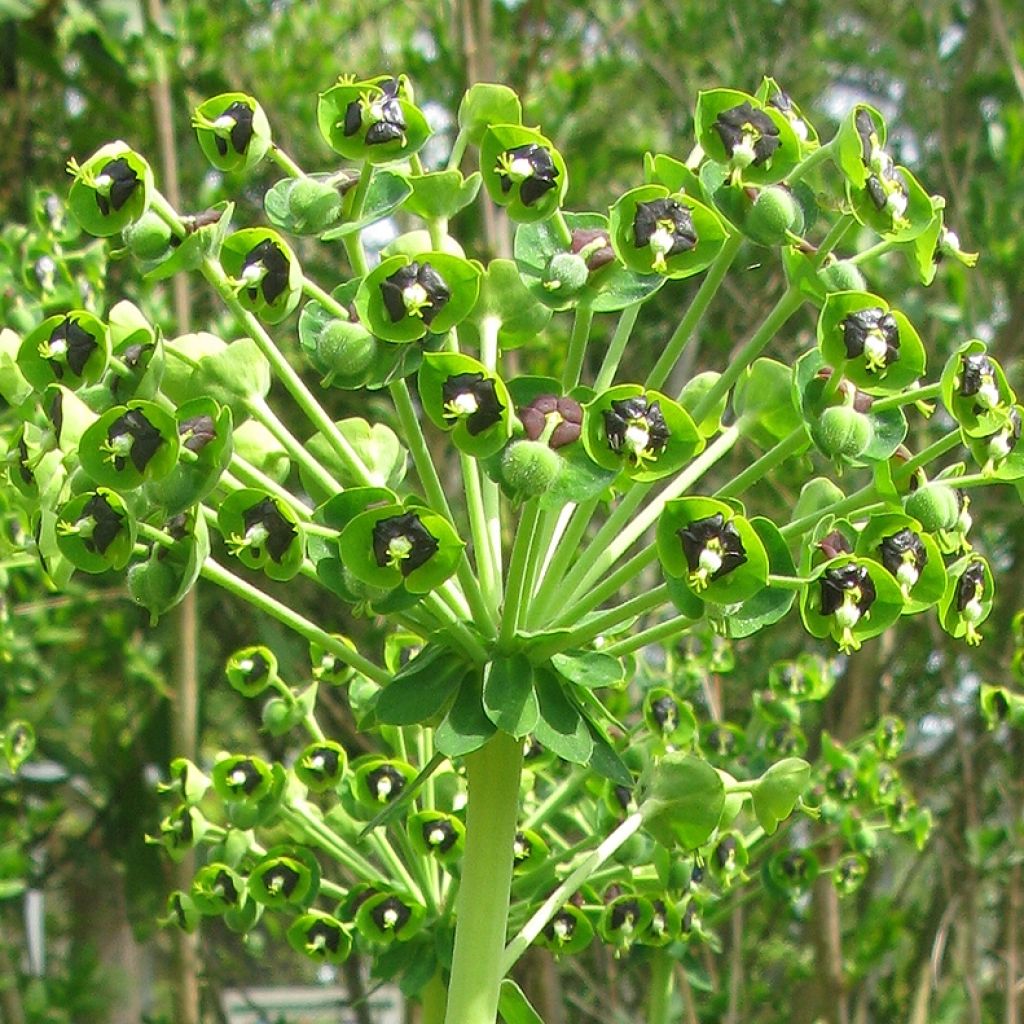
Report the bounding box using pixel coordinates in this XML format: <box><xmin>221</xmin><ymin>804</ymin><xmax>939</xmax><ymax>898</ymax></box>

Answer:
<box><xmin>0</xmin><ymin>71</ymin><xmax>1014</xmax><ymax>1024</ymax></box>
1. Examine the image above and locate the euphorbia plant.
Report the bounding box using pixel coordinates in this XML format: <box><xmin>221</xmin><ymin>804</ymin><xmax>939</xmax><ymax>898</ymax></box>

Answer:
<box><xmin>1</xmin><ymin>73</ymin><xmax>1017</xmax><ymax>1024</ymax></box>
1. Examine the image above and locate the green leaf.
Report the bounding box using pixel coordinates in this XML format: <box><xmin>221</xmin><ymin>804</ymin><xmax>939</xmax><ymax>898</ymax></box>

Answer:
<box><xmin>532</xmin><ymin>669</ymin><xmax>593</xmax><ymax>765</ymax></box>
<box><xmin>458</xmin><ymin>83</ymin><xmax>523</xmax><ymax>144</ymax></box>
<box><xmin>752</xmin><ymin>757</ymin><xmax>811</xmax><ymax>835</ymax></box>
<box><xmin>467</xmin><ymin>259</ymin><xmax>553</xmax><ymax>350</ymax></box>
<box><xmin>550</xmin><ymin>651</ymin><xmax>624</xmax><ymax>689</ymax></box>
<box><xmin>585</xmin><ymin>720</ymin><xmax>633</xmax><ymax>788</ymax></box>
<box><xmin>499</xmin><ymin>979</ymin><xmax>545</xmax><ymax>1024</ymax></box>
<box><xmin>435</xmin><ymin>672</ymin><xmax>496</xmax><ymax>757</ymax></box>
<box><xmin>320</xmin><ymin>170</ymin><xmax>413</xmax><ymax>240</ymax></box>
<box><xmin>483</xmin><ymin>654</ymin><xmax>539</xmax><ymax>737</ymax></box>
<box><xmin>403</xmin><ymin>170</ymin><xmax>482</xmax><ymax>221</ymax></box>
<box><xmin>640</xmin><ymin>753</ymin><xmax>725</xmax><ymax>850</ymax></box>
<box><xmin>375</xmin><ymin>645</ymin><xmax>466</xmax><ymax>726</ymax></box>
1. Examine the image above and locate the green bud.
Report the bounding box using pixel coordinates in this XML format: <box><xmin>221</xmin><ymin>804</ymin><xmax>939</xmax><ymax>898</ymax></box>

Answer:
<box><xmin>286</xmin><ymin>177</ymin><xmax>342</xmax><ymax>229</ymax></box>
<box><xmin>814</xmin><ymin>405</ymin><xmax>873</xmax><ymax>460</ymax></box>
<box><xmin>500</xmin><ymin>440</ymin><xmax>561</xmax><ymax>499</ymax></box>
<box><xmin>123</xmin><ymin>210</ymin><xmax>173</xmax><ymax>260</ymax></box>
<box><xmin>817</xmin><ymin>259</ymin><xmax>867</xmax><ymax>294</ymax></box>
<box><xmin>904</xmin><ymin>482</ymin><xmax>960</xmax><ymax>532</ymax></box>
<box><xmin>315</xmin><ymin>320</ymin><xmax>378</xmax><ymax>386</ymax></box>
<box><xmin>747</xmin><ymin>186</ymin><xmax>803</xmax><ymax>245</ymax></box>
<box><xmin>543</xmin><ymin>252</ymin><xmax>589</xmax><ymax>295</ymax></box>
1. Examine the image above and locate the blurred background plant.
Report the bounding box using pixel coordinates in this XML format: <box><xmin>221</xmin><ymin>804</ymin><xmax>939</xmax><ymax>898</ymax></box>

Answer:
<box><xmin>0</xmin><ymin>1</ymin><xmax>1022</xmax><ymax>1023</ymax></box>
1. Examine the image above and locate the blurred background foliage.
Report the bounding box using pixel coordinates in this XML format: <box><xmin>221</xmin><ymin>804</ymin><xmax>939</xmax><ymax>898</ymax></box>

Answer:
<box><xmin>0</xmin><ymin>0</ymin><xmax>1023</xmax><ymax>1022</ymax></box>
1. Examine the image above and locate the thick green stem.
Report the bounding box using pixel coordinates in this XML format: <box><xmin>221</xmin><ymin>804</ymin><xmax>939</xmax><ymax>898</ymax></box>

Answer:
<box><xmin>647</xmin><ymin>949</ymin><xmax>676</xmax><ymax>1024</ymax></box>
<box><xmin>646</xmin><ymin>232</ymin><xmax>744</xmax><ymax>391</ymax></box>
<box><xmin>444</xmin><ymin>731</ymin><xmax>524</xmax><ymax>1024</ymax></box>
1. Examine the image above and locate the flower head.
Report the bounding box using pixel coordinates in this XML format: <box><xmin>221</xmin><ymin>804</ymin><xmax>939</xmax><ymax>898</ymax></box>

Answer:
<box><xmin>38</xmin><ymin>316</ymin><xmax>98</xmax><ymax>379</ymax></box>
<box><xmin>819</xmin><ymin>563</ymin><xmax>877</xmax><ymax>652</ymax></box>
<box><xmin>678</xmin><ymin>512</ymin><xmax>747</xmax><ymax>592</ymax></box>
<box><xmin>959</xmin><ymin>353</ymin><xmax>1001</xmax><ymax>412</ymax></box>
<box><xmin>955</xmin><ymin>560</ymin><xmax>986</xmax><ymax>646</ymax></box>
<box><xmin>344</xmin><ymin>78</ymin><xmax>407</xmax><ymax>146</ymax></box>
<box><xmin>519</xmin><ymin>394</ymin><xmax>583</xmax><ymax>449</ymax></box>
<box><xmin>371</xmin><ymin>513</ymin><xmax>439</xmax><ymax>576</ymax></box>
<box><xmin>212</xmin><ymin>100</ymin><xmax>255</xmax><ymax>157</ymax></box>
<box><xmin>93</xmin><ymin>157</ymin><xmax>140</xmax><ymax>216</ymax></box>
<box><xmin>842</xmin><ymin>308</ymin><xmax>900</xmax><ymax>373</ymax></box>
<box><xmin>714</xmin><ymin>102</ymin><xmax>781</xmax><ymax>169</ymax></box>
<box><xmin>441</xmin><ymin>372</ymin><xmax>504</xmax><ymax>435</ymax></box>
<box><xmin>603</xmin><ymin>396</ymin><xmax>670</xmax><ymax>468</ymax></box>
<box><xmin>380</xmin><ymin>262</ymin><xmax>450</xmax><ymax>325</ymax></box>
<box><xmin>879</xmin><ymin>528</ymin><xmax>928</xmax><ymax>596</ymax></box>
<box><xmin>240</xmin><ymin>239</ymin><xmax>290</xmax><ymax>305</ymax></box>
<box><xmin>495</xmin><ymin>143</ymin><xmax>559</xmax><ymax>206</ymax></box>
<box><xmin>633</xmin><ymin>198</ymin><xmax>698</xmax><ymax>272</ymax></box>
<box><xmin>104</xmin><ymin>408</ymin><xmax>164</xmax><ymax>473</ymax></box>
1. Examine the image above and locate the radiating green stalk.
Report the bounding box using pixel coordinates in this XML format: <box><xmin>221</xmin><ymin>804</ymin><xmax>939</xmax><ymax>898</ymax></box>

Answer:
<box><xmin>534</xmin><ymin>584</ymin><xmax>669</xmax><ymax>659</ymax></box>
<box><xmin>301</xmin><ymin>275</ymin><xmax>350</xmax><ymax>320</ymax></box>
<box><xmin>646</xmin><ymin>232</ymin><xmax>744</xmax><ymax>391</ymax></box>
<box><xmin>687</xmin><ymin>288</ymin><xmax>805</xmax><ymax>420</ymax></box>
<box><xmin>562</xmin><ymin>301</ymin><xmax>595</xmax><ymax>392</ymax></box>
<box><xmin>268</xmin><ymin>143</ymin><xmax>305</xmax><ymax>178</ymax></box>
<box><xmin>559</xmin><ymin>425</ymin><xmax>742</xmax><ymax>611</ymax></box>
<box><xmin>499</xmin><ymin>500</ymin><xmax>542</xmax><ymax>649</ymax></box>
<box><xmin>342</xmin><ymin>161</ymin><xmax>374</xmax><ymax>277</ymax></box>
<box><xmin>779</xmin><ymin>430</ymin><xmax>963</xmax><ymax>539</ymax></box>
<box><xmin>552</xmin><ymin>547</ymin><xmax>658</xmax><ymax>629</ymax></box>
<box><xmin>201</xmin><ymin>257</ymin><xmax>379</xmax><ymax>487</ymax></box>
<box><xmin>422</xmin><ymin>970</ymin><xmax>449</xmax><ymax>1024</ymax></box>
<box><xmin>785</xmin><ymin>138</ymin><xmax>835</xmax><ymax>185</ymax></box>
<box><xmin>522</xmin><ymin>768</ymin><xmax>588</xmax><ymax>831</ymax></box>
<box><xmin>461</xmin><ymin>451</ymin><xmax>501</xmax><ymax>613</ymax></box>
<box><xmin>246</xmin><ymin>396</ymin><xmax>341</xmax><ymax>496</ymax></box>
<box><xmin>594</xmin><ymin>303</ymin><xmax>641</xmax><ymax>392</ymax></box>
<box><xmin>501</xmin><ymin>811</ymin><xmax>645</xmax><ymax>974</ymax></box>
<box><xmin>601</xmin><ymin>613</ymin><xmax>693</xmax><ymax>656</ymax></box>
<box><xmin>869</xmin><ymin>381</ymin><xmax>943</xmax><ymax>413</ymax></box>
<box><xmin>200</xmin><ymin>559</ymin><xmax>390</xmax><ymax>685</ymax></box>
<box><xmin>478</xmin><ymin>317</ymin><xmax>505</xmax><ymax>594</ymax></box>
<box><xmin>444</xmin><ymin>732</ymin><xmax>524</xmax><ymax>1024</ymax></box>
<box><xmin>280</xmin><ymin>803</ymin><xmax>387</xmax><ymax>884</ymax></box>
<box><xmin>525</xmin><ymin>501</ymin><xmax>583</xmax><ymax>628</ymax></box>
<box><xmin>813</xmin><ymin>213</ymin><xmax>855</xmax><ymax>266</ymax></box>
<box><xmin>389</xmin><ymin>379</ymin><xmax>497</xmax><ymax>636</ymax></box>
<box><xmin>715</xmin><ymin>425</ymin><xmax>809</xmax><ymax>499</ymax></box>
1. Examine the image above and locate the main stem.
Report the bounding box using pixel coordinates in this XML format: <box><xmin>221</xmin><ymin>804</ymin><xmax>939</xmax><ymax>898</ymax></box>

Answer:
<box><xmin>444</xmin><ymin>730</ymin><xmax>524</xmax><ymax>1024</ymax></box>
